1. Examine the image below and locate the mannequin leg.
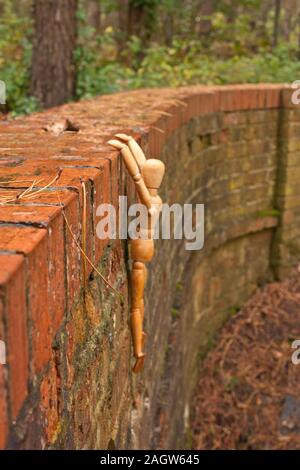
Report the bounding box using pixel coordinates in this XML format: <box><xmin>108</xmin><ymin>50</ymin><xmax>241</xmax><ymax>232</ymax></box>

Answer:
<box><xmin>131</xmin><ymin>260</ymin><xmax>146</xmax><ymax>373</ymax></box>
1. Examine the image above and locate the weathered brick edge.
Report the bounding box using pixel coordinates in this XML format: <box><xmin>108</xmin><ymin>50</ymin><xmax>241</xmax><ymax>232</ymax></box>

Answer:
<box><xmin>0</xmin><ymin>84</ymin><xmax>298</xmax><ymax>448</ymax></box>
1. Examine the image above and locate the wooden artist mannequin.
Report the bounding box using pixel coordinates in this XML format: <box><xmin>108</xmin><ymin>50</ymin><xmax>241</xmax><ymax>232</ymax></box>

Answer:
<box><xmin>108</xmin><ymin>134</ymin><xmax>165</xmax><ymax>373</ymax></box>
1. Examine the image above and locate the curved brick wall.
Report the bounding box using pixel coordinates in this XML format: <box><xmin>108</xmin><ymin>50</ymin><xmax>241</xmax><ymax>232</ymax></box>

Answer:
<box><xmin>0</xmin><ymin>84</ymin><xmax>299</xmax><ymax>449</ymax></box>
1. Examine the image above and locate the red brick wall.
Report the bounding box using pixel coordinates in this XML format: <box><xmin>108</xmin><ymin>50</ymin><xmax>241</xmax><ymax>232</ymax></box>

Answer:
<box><xmin>0</xmin><ymin>84</ymin><xmax>299</xmax><ymax>449</ymax></box>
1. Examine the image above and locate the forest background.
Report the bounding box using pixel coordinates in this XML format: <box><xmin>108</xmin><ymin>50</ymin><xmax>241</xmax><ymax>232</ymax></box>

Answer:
<box><xmin>0</xmin><ymin>0</ymin><xmax>299</xmax><ymax>115</ymax></box>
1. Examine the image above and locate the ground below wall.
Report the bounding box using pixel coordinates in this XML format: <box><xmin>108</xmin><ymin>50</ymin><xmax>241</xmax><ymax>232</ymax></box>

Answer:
<box><xmin>192</xmin><ymin>272</ymin><xmax>300</xmax><ymax>450</ymax></box>
<box><xmin>0</xmin><ymin>84</ymin><xmax>299</xmax><ymax>449</ymax></box>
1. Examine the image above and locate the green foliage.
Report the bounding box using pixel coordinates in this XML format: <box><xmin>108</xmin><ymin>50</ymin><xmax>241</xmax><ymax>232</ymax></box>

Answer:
<box><xmin>0</xmin><ymin>1</ymin><xmax>40</xmax><ymax>115</ymax></box>
<box><xmin>2</xmin><ymin>0</ymin><xmax>300</xmax><ymax>114</ymax></box>
<box><xmin>74</xmin><ymin>0</ymin><xmax>300</xmax><ymax>99</ymax></box>
<box><xmin>129</xmin><ymin>0</ymin><xmax>160</xmax><ymax>30</ymax></box>
<box><xmin>75</xmin><ymin>8</ymin><xmax>128</xmax><ymax>99</ymax></box>
<box><xmin>75</xmin><ymin>32</ymin><xmax>300</xmax><ymax>99</ymax></box>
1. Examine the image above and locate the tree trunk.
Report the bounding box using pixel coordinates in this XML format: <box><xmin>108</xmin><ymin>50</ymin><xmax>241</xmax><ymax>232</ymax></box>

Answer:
<box><xmin>164</xmin><ymin>12</ymin><xmax>174</xmax><ymax>47</ymax></box>
<box><xmin>31</xmin><ymin>0</ymin><xmax>78</xmax><ymax>109</ymax></box>
<box><xmin>196</xmin><ymin>0</ymin><xmax>215</xmax><ymax>36</ymax></box>
<box><xmin>298</xmin><ymin>11</ymin><xmax>300</xmax><ymax>60</ymax></box>
<box><xmin>127</xmin><ymin>1</ymin><xmax>145</xmax><ymax>39</ymax></box>
<box><xmin>127</xmin><ymin>0</ymin><xmax>156</xmax><ymax>43</ymax></box>
<box><xmin>272</xmin><ymin>0</ymin><xmax>281</xmax><ymax>48</ymax></box>
<box><xmin>117</xmin><ymin>0</ymin><xmax>129</xmax><ymax>56</ymax></box>
<box><xmin>87</xmin><ymin>0</ymin><xmax>101</xmax><ymax>33</ymax></box>
<box><xmin>127</xmin><ymin>0</ymin><xmax>157</xmax><ymax>63</ymax></box>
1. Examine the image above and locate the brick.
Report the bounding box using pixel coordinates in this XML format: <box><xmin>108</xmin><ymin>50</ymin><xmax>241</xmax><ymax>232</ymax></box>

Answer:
<box><xmin>26</xmin><ymin>234</ymin><xmax>52</xmax><ymax>374</ymax></box>
<box><xmin>0</xmin><ymin>205</ymin><xmax>61</xmax><ymax>227</ymax></box>
<box><xmin>59</xmin><ymin>166</ymin><xmax>106</xmax><ymax>279</ymax></box>
<box><xmin>39</xmin><ymin>359</ymin><xmax>59</xmax><ymax>444</ymax></box>
<box><xmin>0</xmin><ymin>83</ymin><xmax>299</xmax><ymax>450</ymax></box>
<box><xmin>94</xmin><ymin>161</ymin><xmax>111</xmax><ymax>264</ymax></box>
<box><xmin>0</xmin><ymin>255</ymin><xmax>28</xmax><ymax>421</ymax></box>
<box><xmin>0</xmin><ymin>225</ymin><xmax>46</xmax><ymax>254</ymax></box>
<box><xmin>0</xmin><ymin>364</ymin><xmax>8</xmax><ymax>449</ymax></box>
<box><xmin>47</xmin><ymin>213</ymin><xmax>66</xmax><ymax>333</ymax></box>
<box><xmin>281</xmin><ymin>86</ymin><xmax>299</xmax><ymax>109</ymax></box>
<box><xmin>63</xmin><ymin>193</ymin><xmax>81</xmax><ymax>308</ymax></box>
<box><xmin>0</xmin><ymin>293</ymin><xmax>8</xmax><ymax>449</ymax></box>
<box><xmin>0</xmin><ymin>227</ymin><xmax>51</xmax><ymax>375</ymax></box>
<box><xmin>0</xmin><ymin>205</ymin><xmax>67</xmax><ymax>346</ymax></box>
